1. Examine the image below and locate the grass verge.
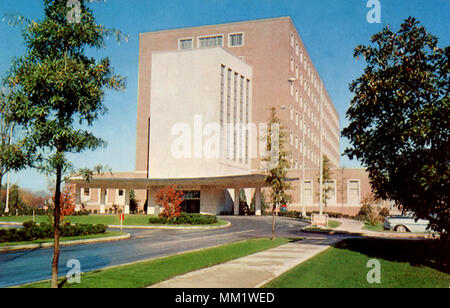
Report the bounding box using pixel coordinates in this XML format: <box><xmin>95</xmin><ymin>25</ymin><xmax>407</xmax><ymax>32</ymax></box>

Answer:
<box><xmin>363</xmin><ymin>221</ymin><xmax>385</xmax><ymax>232</ymax></box>
<box><xmin>19</xmin><ymin>237</ymin><xmax>292</xmax><ymax>288</ymax></box>
<box><xmin>327</xmin><ymin>220</ymin><xmax>341</xmax><ymax>229</ymax></box>
<box><xmin>264</xmin><ymin>238</ymin><xmax>450</xmax><ymax>288</ymax></box>
<box><xmin>0</xmin><ymin>215</ymin><xmax>227</xmax><ymax>227</ymax></box>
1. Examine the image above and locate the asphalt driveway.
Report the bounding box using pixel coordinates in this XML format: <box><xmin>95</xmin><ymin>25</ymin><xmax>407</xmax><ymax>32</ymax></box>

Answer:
<box><xmin>0</xmin><ymin>216</ymin><xmax>317</xmax><ymax>288</ymax></box>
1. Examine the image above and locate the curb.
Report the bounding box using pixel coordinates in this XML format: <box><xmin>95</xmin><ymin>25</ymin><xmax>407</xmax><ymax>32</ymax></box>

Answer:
<box><xmin>0</xmin><ymin>233</ymin><xmax>131</xmax><ymax>253</ymax></box>
<box><xmin>0</xmin><ymin>222</ymin><xmax>23</xmax><ymax>226</ymax></box>
<box><xmin>108</xmin><ymin>220</ymin><xmax>232</xmax><ymax>230</ymax></box>
<box><xmin>301</xmin><ymin>227</ymin><xmax>438</xmax><ymax>239</ymax></box>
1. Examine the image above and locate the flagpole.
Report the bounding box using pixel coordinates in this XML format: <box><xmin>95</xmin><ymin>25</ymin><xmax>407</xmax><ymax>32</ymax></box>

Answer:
<box><xmin>5</xmin><ymin>126</ymin><xmax>13</xmax><ymax>214</ymax></box>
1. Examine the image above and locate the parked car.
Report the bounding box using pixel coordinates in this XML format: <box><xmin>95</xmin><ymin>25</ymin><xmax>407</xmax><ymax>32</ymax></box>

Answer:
<box><xmin>383</xmin><ymin>214</ymin><xmax>430</xmax><ymax>233</ymax></box>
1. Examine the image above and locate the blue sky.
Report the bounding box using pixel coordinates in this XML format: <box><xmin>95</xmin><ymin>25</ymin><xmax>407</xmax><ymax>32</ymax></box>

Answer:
<box><xmin>0</xmin><ymin>0</ymin><xmax>449</xmax><ymax>192</ymax></box>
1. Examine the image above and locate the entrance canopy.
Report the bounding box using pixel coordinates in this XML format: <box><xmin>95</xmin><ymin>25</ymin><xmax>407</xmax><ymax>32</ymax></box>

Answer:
<box><xmin>68</xmin><ymin>174</ymin><xmax>298</xmax><ymax>190</ymax></box>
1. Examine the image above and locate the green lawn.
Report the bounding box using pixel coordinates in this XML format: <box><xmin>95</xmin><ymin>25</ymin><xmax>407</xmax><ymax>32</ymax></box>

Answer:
<box><xmin>20</xmin><ymin>238</ymin><xmax>292</xmax><ymax>288</ymax></box>
<box><xmin>302</xmin><ymin>219</ymin><xmax>341</xmax><ymax>233</ymax></box>
<box><xmin>363</xmin><ymin>221</ymin><xmax>385</xmax><ymax>232</ymax></box>
<box><xmin>0</xmin><ymin>231</ymin><xmax>125</xmax><ymax>247</ymax></box>
<box><xmin>0</xmin><ymin>215</ymin><xmax>228</xmax><ymax>227</ymax></box>
<box><xmin>264</xmin><ymin>238</ymin><xmax>450</xmax><ymax>288</ymax></box>
<box><xmin>327</xmin><ymin>220</ymin><xmax>341</xmax><ymax>229</ymax></box>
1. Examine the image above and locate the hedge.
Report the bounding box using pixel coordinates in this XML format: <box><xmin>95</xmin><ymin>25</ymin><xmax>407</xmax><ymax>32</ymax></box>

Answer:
<box><xmin>149</xmin><ymin>213</ymin><xmax>218</xmax><ymax>225</ymax></box>
<box><xmin>0</xmin><ymin>221</ymin><xmax>107</xmax><ymax>243</ymax></box>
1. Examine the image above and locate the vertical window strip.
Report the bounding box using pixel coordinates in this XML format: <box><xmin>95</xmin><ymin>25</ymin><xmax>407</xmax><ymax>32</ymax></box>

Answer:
<box><xmin>233</xmin><ymin>72</ymin><xmax>238</xmax><ymax>161</ymax></box>
<box><xmin>245</xmin><ymin>79</ymin><xmax>250</xmax><ymax>164</ymax></box>
<box><xmin>239</xmin><ymin>76</ymin><xmax>244</xmax><ymax>163</ymax></box>
<box><xmin>227</xmin><ymin>69</ymin><xmax>232</xmax><ymax>159</ymax></box>
<box><xmin>220</xmin><ymin>65</ymin><xmax>225</xmax><ymax>158</ymax></box>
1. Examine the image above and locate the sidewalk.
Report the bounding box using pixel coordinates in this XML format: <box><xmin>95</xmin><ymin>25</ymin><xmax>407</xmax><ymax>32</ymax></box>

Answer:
<box><xmin>334</xmin><ymin>219</ymin><xmax>364</xmax><ymax>232</ymax></box>
<box><xmin>149</xmin><ymin>237</ymin><xmax>340</xmax><ymax>288</ymax></box>
<box><xmin>329</xmin><ymin>219</ymin><xmax>436</xmax><ymax>239</ymax></box>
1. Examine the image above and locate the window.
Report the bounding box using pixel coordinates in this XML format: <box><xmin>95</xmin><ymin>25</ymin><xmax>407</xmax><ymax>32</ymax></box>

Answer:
<box><xmin>83</xmin><ymin>188</ymin><xmax>90</xmax><ymax>197</ymax></box>
<box><xmin>290</xmin><ymin>57</ymin><xmax>294</xmax><ymax>72</ymax></box>
<box><xmin>118</xmin><ymin>189</ymin><xmax>124</xmax><ymax>196</ymax></box>
<box><xmin>295</xmin><ymin>41</ymin><xmax>299</xmax><ymax>56</ymax></box>
<box><xmin>229</xmin><ymin>33</ymin><xmax>244</xmax><ymax>47</ymax></box>
<box><xmin>295</xmin><ymin>135</ymin><xmax>298</xmax><ymax>149</ymax></box>
<box><xmin>179</xmin><ymin>38</ymin><xmax>193</xmax><ymax>50</ymax></box>
<box><xmin>181</xmin><ymin>191</ymin><xmax>201</xmax><ymax>213</ymax></box>
<box><xmin>290</xmin><ymin>131</ymin><xmax>294</xmax><ymax>145</ymax></box>
<box><xmin>303</xmin><ymin>180</ymin><xmax>313</xmax><ymax>204</ymax></box>
<box><xmin>348</xmin><ymin>180</ymin><xmax>360</xmax><ymax>204</ymax></box>
<box><xmin>325</xmin><ymin>181</ymin><xmax>337</xmax><ymax>202</ymax></box>
<box><xmin>199</xmin><ymin>35</ymin><xmax>223</xmax><ymax>48</ymax></box>
<box><xmin>290</xmin><ymin>33</ymin><xmax>294</xmax><ymax>47</ymax></box>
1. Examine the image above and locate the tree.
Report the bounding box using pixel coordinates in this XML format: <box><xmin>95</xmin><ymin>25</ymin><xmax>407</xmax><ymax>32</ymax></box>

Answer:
<box><xmin>342</xmin><ymin>17</ymin><xmax>449</xmax><ymax>243</ymax></box>
<box><xmin>263</xmin><ymin>107</ymin><xmax>292</xmax><ymax>240</ymax></box>
<box><xmin>129</xmin><ymin>189</ymin><xmax>138</xmax><ymax>213</ymax></box>
<box><xmin>0</xmin><ymin>89</ymin><xmax>28</xmax><ymax>213</ymax></box>
<box><xmin>48</xmin><ymin>183</ymin><xmax>76</xmax><ymax>223</ymax></box>
<box><xmin>154</xmin><ymin>186</ymin><xmax>184</xmax><ymax>219</ymax></box>
<box><xmin>4</xmin><ymin>0</ymin><xmax>126</xmax><ymax>287</ymax></box>
<box><xmin>317</xmin><ymin>155</ymin><xmax>333</xmax><ymax>210</ymax></box>
<box><xmin>20</xmin><ymin>188</ymin><xmax>47</xmax><ymax>210</ymax></box>
<box><xmin>7</xmin><ymin>184</ymin><xmax>26</xmax><ymax>215</ymax></box>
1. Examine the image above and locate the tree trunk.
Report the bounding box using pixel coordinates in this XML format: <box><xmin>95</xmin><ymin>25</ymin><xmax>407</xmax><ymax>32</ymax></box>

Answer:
<box><xmin>271</xmin><ymin>203</ymin><xmax>276</xmax><ymax>240</ymax></box>
<box><xmin>51</xmin><ymin>164</ymin><xmax>62</xmax><ymax>288</ymax></box>
<box><xmin>0</xmin><ymin>173</ymin><xmax>3</xmax><ymax>214</ymax></box>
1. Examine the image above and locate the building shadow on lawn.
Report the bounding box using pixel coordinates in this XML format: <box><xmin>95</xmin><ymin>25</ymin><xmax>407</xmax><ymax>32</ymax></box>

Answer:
<box><xmin>334</xmin><ymin>238</ymin><xmax>449</xmax><ymax>274</ymax></box>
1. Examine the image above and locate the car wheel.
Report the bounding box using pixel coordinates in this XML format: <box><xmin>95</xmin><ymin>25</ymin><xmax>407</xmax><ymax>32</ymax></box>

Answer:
<box><xmin>395</xmin><ymin>225</ymin><xmax>407</xmax><ymax>232</ymax></box>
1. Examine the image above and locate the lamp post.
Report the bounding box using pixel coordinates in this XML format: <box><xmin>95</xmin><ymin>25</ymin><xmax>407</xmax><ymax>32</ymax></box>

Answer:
<box><xmin>319</xmin><ymin>82</ymin><xmax>324</xmax><ymax>216</ymax></box>
<box><xmin>288</xmin><ymin>77</ymin><xmax>307</xmax><ymax>218</ymax></box>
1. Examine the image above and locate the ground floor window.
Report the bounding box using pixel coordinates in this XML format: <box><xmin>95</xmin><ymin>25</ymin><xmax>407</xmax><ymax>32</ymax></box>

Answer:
<box><xmin>181</xmin><ymin>191</ymin><xmax>201</xmax><ymax>213</ymax></box>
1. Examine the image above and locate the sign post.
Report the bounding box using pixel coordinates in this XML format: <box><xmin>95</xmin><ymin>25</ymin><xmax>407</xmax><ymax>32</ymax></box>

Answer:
<box><xmin>119</xmin><ymin>213</ymin><xmax>125</xmax><ymax>232</ymax></box>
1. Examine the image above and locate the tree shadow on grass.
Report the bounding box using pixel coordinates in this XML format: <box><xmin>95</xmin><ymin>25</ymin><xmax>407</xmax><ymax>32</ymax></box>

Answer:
<box><xmin>334</xmin><ymin>238</ymin><xmax>449</xmax><ymax>274</ymax></box>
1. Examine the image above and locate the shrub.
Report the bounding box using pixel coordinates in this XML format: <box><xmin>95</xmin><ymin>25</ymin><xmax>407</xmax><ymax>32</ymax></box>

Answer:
<box><xmin>378</xmin><ymin>207</ymin><xmax>390</xmax><ymax>222</ymax></box>
<box><xmin>176</xmin><ymin>213</ymin><xmax>217</xmax><ymax>225</ymax></box>
<box><xmin>148</xmin><ymin>216</ymin><xmax>170</xmax><ymax>225</ymax></box>
<box><xmin>278</xmin><ymin>211</ymin><xmax>303</xmax><ymax>219</ymax></box>
<box><xmin>149</xmin><ymin>213</ymin><xmax>217</xmax><ymax>225</ymax></box>
<box><xmin>356</xmin><ymin>192</ymin><xmax>389</xmax><ymax>225</ymax></box>
<box><xmin>0</xmin><ymin>221</ymin><xmax>107</xmax><ymax>243</ymax></box>
<box><xmin>154</xmin><ymin>186</ymin><xmax>184</xmax><ymax>219</ymax></box>
<box><xmin>71</xmin><ymin>210</ymin><xmax>90</xmax><ymax>216</ymax></box>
